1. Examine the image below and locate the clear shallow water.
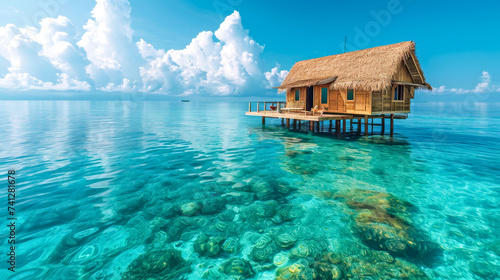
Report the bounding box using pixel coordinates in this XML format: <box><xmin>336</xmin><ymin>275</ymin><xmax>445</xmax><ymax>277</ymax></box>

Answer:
<box><xmin>0</xmin><ymin>100</ymin><xmax>499</xmax><ymax>279</ymax></box>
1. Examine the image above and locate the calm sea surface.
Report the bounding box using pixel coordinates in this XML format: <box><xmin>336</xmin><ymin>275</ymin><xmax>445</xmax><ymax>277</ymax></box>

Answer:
<box><xmin>0</xmin><ymin>100</ymin><xmax>499</xmax><ymax>279</ymax></box>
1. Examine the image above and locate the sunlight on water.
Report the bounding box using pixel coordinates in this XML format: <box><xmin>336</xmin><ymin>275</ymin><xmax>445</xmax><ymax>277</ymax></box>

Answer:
<box><xmin>0</xmin><ymin>100</ymin><xmax>499</xmax><ymax>279</ymax></box>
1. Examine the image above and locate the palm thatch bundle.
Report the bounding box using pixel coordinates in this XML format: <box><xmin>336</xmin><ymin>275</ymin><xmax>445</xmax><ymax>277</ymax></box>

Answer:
<box><xmin>278</xmin><ymin>41</ymin><xmax>431</xmax><ymax>93</ymax></box>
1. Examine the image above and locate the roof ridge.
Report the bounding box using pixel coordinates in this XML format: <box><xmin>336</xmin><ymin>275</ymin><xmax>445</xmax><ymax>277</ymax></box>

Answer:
<box><xmin>295</xmin><ymin>41</ymin><xmax>414</xmax><ymax>65</ymax></box>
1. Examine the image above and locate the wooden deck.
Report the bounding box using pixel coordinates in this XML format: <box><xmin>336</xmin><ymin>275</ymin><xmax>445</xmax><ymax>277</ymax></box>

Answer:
<box><xmin>246</xmin><ymin>101</ymin><xmax>406</xmax><ymax>137</ymax></box>
<box><xmin>245</xmin><ymin>111</ymin><xmax>354</xmax><ymax>121</ymax></box>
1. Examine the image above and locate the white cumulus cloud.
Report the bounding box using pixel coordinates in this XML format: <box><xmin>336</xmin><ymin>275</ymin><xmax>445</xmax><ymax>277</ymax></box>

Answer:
<box><xmin>36</xmin><ymin>16</ymin><xmax>88</xmax><ymax>80</ymax></box>
<box><xmin>139</xmin><ymin>11</ymin><xmax>266</xmax><ymax>95</ymax></box>
<box><xmin>0</xmin><ymin>1</ymin><xmax>284</xmax><ymax>95</ymax></box>
<box><xmin>99</xmin><ymin>78</ymin><xmax>136</xmax><ymax>92</ymax></box>
<box><xmin>431</xmin><ymin>71</ymin><xmax>498</xmax><ymax>94</ymax></box>
<box><xmin>472</xmin><ymin>71</ymin><xmax>491</xmax><ymax>93</ymax></box>
<box><xmin>265</xmin><ymin>66</ymin><xmax>289</xmax><ymax>88</ymax></box>
<box><xmin>0</xmin><ymin>16</ymin><xmax>90</xmax><ymax>91</ymax></box>
<box><xmin>77</xmin><ymin>0</ymin><xmax>141</xmax><ymax>88</ymax></box>
<box><xmin>0</xmin><ymin>72</ymin><xmax>90</xmax><ymax>91</ymax></box>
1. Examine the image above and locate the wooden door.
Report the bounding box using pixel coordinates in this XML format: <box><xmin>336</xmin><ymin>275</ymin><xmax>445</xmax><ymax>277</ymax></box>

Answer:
<box><xmin>355</xmin><ymin>92</ymin><xmax>367</xmax><ymax>111</ymax></box>
<box><xmin>329</xmin><ymin>90</ymin><xmax>338</xmax><ymax>111</ymax></box>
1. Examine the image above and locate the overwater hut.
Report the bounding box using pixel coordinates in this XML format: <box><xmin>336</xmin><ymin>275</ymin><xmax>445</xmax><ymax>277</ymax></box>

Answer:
<box><xmin>246</xmin><ymin>41</ymin><xmax>432</xmax><ymax>136</ymax></box>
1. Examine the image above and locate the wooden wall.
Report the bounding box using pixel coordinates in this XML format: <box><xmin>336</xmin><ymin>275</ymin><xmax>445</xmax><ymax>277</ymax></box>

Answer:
<box><xmin>394</xmin><ymin>61</ymin><xmax>414</xmax><ymax>83</ymax></box>
<box><xmin>306</xmin><ymin>85</ymin><xmax>372</xmax><ymax>115</ymax></box>
<box><xmin>286</xmin><ymin>87</ymin><xmax>306</xmax><ymax>104</ymax></box>
<box><xmin>371</xmin><ymin>62</ymin><xmax>414</xmax><ymax>114</ymax></box>
<box><xmin>328</xmin><ymin>90</ymin><xmax>343</xmax><ymax>111</ymax></box>
<box><xmin>371</xmin><ymin>85</ymin><xmax>412</xmax><ymax>113</ymax></box>
<box><xmin>284</xmin><ymin>68</ymin><xmax>416</xmax><ymax>115</ymax></box>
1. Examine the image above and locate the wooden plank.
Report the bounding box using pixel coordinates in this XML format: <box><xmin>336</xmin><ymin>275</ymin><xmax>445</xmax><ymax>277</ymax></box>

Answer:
<box><xmin>364</xmin><ymin>115</ymin><xmax>369</xmax><ymax>136</ymax></box>
<box><xmin>329</xmin><ymin>90</ymin><xmax>339</xmax><ymax>111</ymax></box>
<box><xmin>381</xmin><ymin>114</ymin><xmax>385</xmax><ymax>135</ymax></box>
<box><xmin>393</xmin><ymin>81</ymin><xmax>427</xmax><ymax>88</ymax></box>
<box><xmin>390</xmin><ymin>114</ymin><xmax>394</xmax><ymax>137</ymax></box>
<box><xmin>342</xmin><ymin>119</ymin><xmax>346</xmax><ymax>136</ymax></box>
<box><xmin>368</xmin><ymin>91</ymin><xmax>373</xmax><ymax>115</ymax></box>
<box><xmin>335</xmin><ymin>120</ymin><xmax>340</xmax><ymax>138</ymax></box>
<box><xmin>409</xmin><ymin>52</ymin><xmax>424</xmax><ymax>84</ymax></box>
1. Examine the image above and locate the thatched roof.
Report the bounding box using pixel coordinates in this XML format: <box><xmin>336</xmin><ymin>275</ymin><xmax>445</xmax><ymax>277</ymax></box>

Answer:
<box><xmin>277</xmin><ymin>41</ymin><xmax>431</xmax><ymax>92</ymax></box>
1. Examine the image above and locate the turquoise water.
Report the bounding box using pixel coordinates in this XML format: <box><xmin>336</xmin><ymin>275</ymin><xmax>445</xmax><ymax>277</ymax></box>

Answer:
<box><xmin>0</xmin><ymin>100</ymin><xmax>499</xmax><ymax>279</ymax></box>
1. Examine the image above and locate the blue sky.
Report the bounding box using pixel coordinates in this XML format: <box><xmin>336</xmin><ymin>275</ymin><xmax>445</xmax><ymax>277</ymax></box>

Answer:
<box><xmin>0</xmin><ymin>0</ymin><xmax>499</xmax><ymax>100</ymax></box>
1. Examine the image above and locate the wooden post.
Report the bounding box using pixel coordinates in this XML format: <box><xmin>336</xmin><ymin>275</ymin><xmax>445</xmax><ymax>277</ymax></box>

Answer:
<box><xmin>262</xmin><ymin>116</ymin><xmax>265</xmax><ymax>125</ymax></box>
<box><xmin>390</xmin><ymin>114</ymin><xmax>394</xmax><ymax>137</ymax></box>
<box><xmin>286</xmin><ymin>118</ymin><xmax>290</xmax><ymax>129</ymax></box>
<box><xmin>357</xmin><ymin>119</ymin><xmax>361</xmax><ymax>135</ymax></box>
<box><xmin>281</xmin><ymin>118</ymin><xmax>284</xmax><ymax>125</ymax></box>
<box><xmin>316</xmin><ymin>121</ymin><xmax>320</xmax><ymax>132</ymax></box>
<box><xmin>257</xmin><ymin>102</ymin><xmax>260</xmax><ymax>112</ymax></box>
<box><xmin>342</xmin><ymin>119</ymin><xmax>347</xmax><ymax>137</ymax></box>
<box><xmin>364</xmin><ymin>115</ymin><xmax>369</xmax><ymax>136</ymax></box>
<box><xmin>309</xmin><ymin>121</ymin><xmax>314</xmax><ymax>132</ymax></box>
<box><xmin>298</xmin><ymin>120</ymin><xmax>301</xmax><ymax>129</ymax></box>
<box><xmin>329</xmin><ymin>120</ymin><xmax>333</xmax><ymax>132</ymax></box>
<box><xmin>248</xmin><ymin>102</ymin><xmax>251</xmax><ymax>112</ymax></box>
<box><xmin>264</xmin><ymin>102</ymin><xmax>266</xmax><ymax>111</ymax></box>
<box><xmin>335</xmin><ymin>120</ymin><xmax>341</xmax><ymax>138</ymax></box>
<box><xmin>293</xmin><ymin>119</ymin><xmax>297</xmax><ymax>129</ymax></box>
<box><xmin>381</xmin><ymin>114</ymin><xmax>385</xmax><ymax>135</ymax></box>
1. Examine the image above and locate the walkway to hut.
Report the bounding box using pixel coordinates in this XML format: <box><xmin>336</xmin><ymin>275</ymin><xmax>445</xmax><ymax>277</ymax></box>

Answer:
<box><xmin>246</xmin><ymin>102</ymin><xmax>407</xmax><ymax>137</ymax></box>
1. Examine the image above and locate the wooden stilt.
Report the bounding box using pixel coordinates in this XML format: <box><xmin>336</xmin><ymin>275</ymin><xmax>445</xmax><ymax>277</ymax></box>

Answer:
<box><xmin>335</xmin><ymin>120</ymin><xmax>341</xmax><ymax>138</ymax></box>
<box><xmin>381</xmin><ymin>114</ymin><xmax>385</xmax><ymax>135</ymax></box>
<box><xmin>329</xmin><ymin>120</ymin><xmax>333</xmax><ymax>132</ymax></box>
<box><xmin>364</xmin><ymin>115</ymin><xmax>369</xmax><ymax>136</ymax></box>
<box><xmin>316</xmin><ymin>121</ymin><xmax>320</xmax><ymax>132</ymax></box>
<box><xmin>342</xmin><ymin>119</ymin><xmax>346</xmax><ymax>137</ymax></box>
<box><xmin>390</xmin><ymin>114</ymin><xmax>394</xmax><ymax>137</ymax></box>
<box><xmin>357</xmin><ymin>119</ymin><xmax>361</xmax><ymax>135</ymax></box>
<box><xmin>281</xmin><ymin>118</ymin><xmax>284</xmax><ymax>125</ymax></box>
<box><xmin>298</xmin><ymin>121</ymin><xmax>301</xmax><ymax>129</ymax></box>
<box><xmin>286</xmin><ymin>118</ymin><xmax>290</xmax><ymax>129</ymax></box>
<box><xmin>309</xmin><ymin>121</ymin><xmax>314</xmax><ymax>132</ymax></box>
<box><xmin>350</xmin><ymin>119</ymin><xmax>353</xmax><ymax>133</ymax></box>
<box><xmin>262</xmin><ymin>116</ymin><xmax>265</xmax><ymax>125</ymax></box>
<box><xmin>293</xmin><ymin>119</ymin><xmax>297</xmax><ymax>129</ymax></box>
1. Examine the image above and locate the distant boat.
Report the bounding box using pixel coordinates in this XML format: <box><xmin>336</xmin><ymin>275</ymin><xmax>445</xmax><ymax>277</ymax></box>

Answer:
<box><xmin>181</xmin><ymin>100</ymin><xmax>190</xmax><ymax>102</ymax></box>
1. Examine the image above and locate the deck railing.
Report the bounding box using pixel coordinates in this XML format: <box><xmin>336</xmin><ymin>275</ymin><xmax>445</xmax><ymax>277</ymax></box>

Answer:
<box><xmin>248</xmin><ymin>101</ymin><xmax>286</xmax><ymax>113</ymax></box>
